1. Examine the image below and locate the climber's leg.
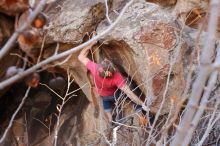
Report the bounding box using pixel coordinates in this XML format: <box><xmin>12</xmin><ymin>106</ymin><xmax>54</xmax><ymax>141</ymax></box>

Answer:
<box><xmin>101</xmin><ymin>95</ymin><xmax>115</xmax><ymax>122</ymax></box>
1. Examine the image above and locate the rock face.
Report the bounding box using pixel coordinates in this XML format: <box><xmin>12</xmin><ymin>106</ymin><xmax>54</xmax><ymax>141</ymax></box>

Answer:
<box><xmin>146</xmin><ymin>0</ymin><xmax>177</xmax><ymax>7</ymax></box>
<box><xmin>43</xmin><ymin>0</ymin><xmax>106</xmax><ymax>44</ymax></box>
<box><xmin>0</xmin><ymin>14</ymin><xmax>20</xmax><ymax>97</ymax></box>
<box><xmin>0</xmin><ymin>14</ymin><xmax>14</xmax><ymax>47</ymax></box>
<box><xmin>0</xmin><ymin>0</ymin><xmax>29</xmax><ymax>16</ymax></box>
<box><xmin>0</xmin><ymin>0</ymin><xmax>215</xmax><ymax>145</ymax></box>
<box><xmin>30</xmin><ymin>1</ymin><xmax>187</xmax><ymax>145</ymax></box>
<box><xmin>97</xmin><ymin>1</ymin><xmax>186</xmax><ymax>114</ymax></box>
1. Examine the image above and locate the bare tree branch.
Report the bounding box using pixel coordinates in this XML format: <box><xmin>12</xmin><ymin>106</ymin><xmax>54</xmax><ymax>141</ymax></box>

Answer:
<box><xmin>0</xmin><ymin>0</ymin><xmax>134</xmax><ymax>90</ymax></box>
<box><xmin>104</xmin><ymin>0</ymin><xmax>112</xmax><ymax>24</ymax></box>
<box><xmin>53</xmin><ymin>70</ymin><xmax>72</xmax><ymax>146</ymax></box>
<box><xmin>146</xmin><ymin>30</ymin><xmax>182</xmax><ymax>145</ymax></box>
<box><xmin>171</xmin><ymin>0</ymin><xmax>220</xmax><ymax>145</ymax></box>
<box><xmin>0</xmin><ymin>0</ymin><xmax>48</xmax><ymax>60</ymax></box>
<box><xmin>182</xmin><ymin>43</ymin><xmax>220</xmax><ymax>146</ymax></box>
<box><xmin>183</xmin><ymin>71</ymin><xmax>218</xmax><ymax>145</ymax></box>
<box><xmin>111</xmin><ymin>126</ymin><xmax>120</xmax><ymax>146</ymax></box>
<box><xmin>197</xmin><ymin>100</ymin><xmax>220</xmax><ymax>146</ymax></box>
<box><xmin>0</xmin><ymin>87</ymin><xmax>31</xmax><ymax>144</ymax></box>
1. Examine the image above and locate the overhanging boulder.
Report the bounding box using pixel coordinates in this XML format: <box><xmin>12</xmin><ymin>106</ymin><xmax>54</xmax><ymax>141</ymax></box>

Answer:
<box><xmin>97</xmin><ymin>0</ymin><xmax>186</xmax><ymax>114</ymax></box>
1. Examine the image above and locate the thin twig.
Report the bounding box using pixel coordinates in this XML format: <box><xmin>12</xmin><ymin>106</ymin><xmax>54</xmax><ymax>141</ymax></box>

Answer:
<box><xmin>0</xmin><ymin>87</ymin><xmax>31</xmax><ymax>143</ymax></box>
<box><xmin>40</xmin><ymin>83</ymin><xmax>63</xmax><ymax>100</ymax></box>
<box><xmin>197</xmin><ymin>100</ymin><xmax>220</xmax><ymax>146</ymax></box>
<box><xmin>111</xmin><ymin>126</ymin><xmax>120</xmax><ymax>146</ymax></box>
<box><xmin>24</xmin><ymin>112</ymin><xmax>29</xmax><ymax>146</ymax></box>
<box><xmin>104</xmin><ymin>0</ymin><xmax>112</xmax><ymax>24</ymax></box>
<box><xmin>37</xmin><ymin>34</ymin><xmax>47</xmax><ymax>63</ymax></box>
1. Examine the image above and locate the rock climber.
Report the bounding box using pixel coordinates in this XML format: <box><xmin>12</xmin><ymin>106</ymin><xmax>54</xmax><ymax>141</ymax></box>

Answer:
<box><xmin>78</xmin><ymin>40</ymin><xmax>148</xmax><ymax>122</ymax></box>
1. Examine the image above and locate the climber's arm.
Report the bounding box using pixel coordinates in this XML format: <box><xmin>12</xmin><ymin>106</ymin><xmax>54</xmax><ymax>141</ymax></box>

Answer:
<box><xmin>78</xmin><ymin>41</ymin><xmax>96</xmax><ymax>65</ymax></box>
<box><xmin>120</xmin><ymin>84</ymin><xmax>149</xmax><ymax>111</ymax></box>
<box><xmin>120</xmin><ymin>84</ymin><xmax>144</xmax><ymax>106</ymax></box>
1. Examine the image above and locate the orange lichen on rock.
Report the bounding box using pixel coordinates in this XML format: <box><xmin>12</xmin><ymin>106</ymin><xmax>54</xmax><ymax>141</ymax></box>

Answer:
<box><xmin>135</xmin><ymin>23</ymin><xmax>177</xmax><ymax>50</ymax></box>
<box><xmin>150</xmin><ymin>53</ymin><xmax>161</xmax><ymax>65</ymax></box>
<box><xmin>170</xmin><ymin>95</ymin><xmax>178</xmax><ymax>104</ymax></box>
<box><xmin>139</xmin><ymin>114</ymin><xmax>148</xmax><ymax>126</ymax></box>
